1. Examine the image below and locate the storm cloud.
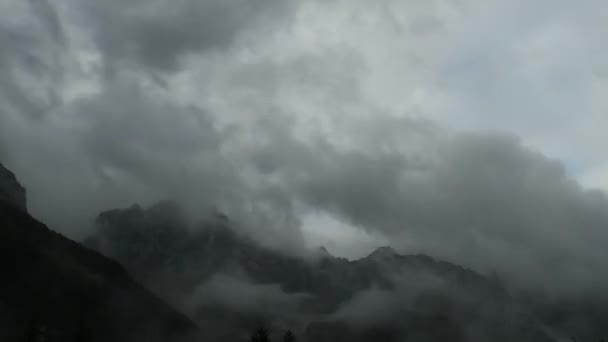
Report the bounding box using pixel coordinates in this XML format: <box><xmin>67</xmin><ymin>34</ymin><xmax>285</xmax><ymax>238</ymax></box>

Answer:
<box><xmin>250</xmin><ymin>123</ymin><xmax>608</xmax><ymax>295</ymax></box>
<box><xmin>1</xmin><ymin>0</ymin><xmax>608</xmax><ymax>303</ymax></box>
<box><xmin>75</xmin><ymin>0</ymin><xmax>296</xmax><ymax>72</ymax></box>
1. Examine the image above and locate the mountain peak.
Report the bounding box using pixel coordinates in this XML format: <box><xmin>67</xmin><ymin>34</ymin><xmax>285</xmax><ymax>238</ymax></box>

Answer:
<box><xmin>0</xmin><ymin>162</ymin><xmax>26</xmax><ymax>212</ymax></box>
<box><xmin>318</xmin><ymin>245</ymin><xmax>332</xmax><ymax>257</ymax></box>
<box><xmin>366</xmin><ymin>246</ymin><xmax>399</xmax><ymax>260</ymax></box>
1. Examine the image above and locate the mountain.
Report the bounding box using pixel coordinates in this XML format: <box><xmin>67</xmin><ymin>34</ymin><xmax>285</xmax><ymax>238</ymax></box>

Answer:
<box><xmin>0</xmin><ymin>163</ymin><xmax>199</xmax><ymax>342</ymax></box>
<box><xmin>0</xmin><ymin>162</ymin><xmax>26</xmax><ymax>211</ymax></box>
<box><xmin>85</xmin><ymin>202</ymin><xmax>558</xmax><ymax>342</ymax></box>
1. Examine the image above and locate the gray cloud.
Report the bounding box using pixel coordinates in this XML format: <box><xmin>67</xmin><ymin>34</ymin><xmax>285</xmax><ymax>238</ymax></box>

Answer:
<box><xmin>191</xmin><ymin>273</ymin><xmax>310</xmax><ymax>315</ymax></box>
<box><xmin>331</xmin><ymin>271</ymin><xmax>448</xmax><ymax>326</ymax></box>
<box><xmin>186</xmin><ymin>273</ymin><xmax>312</xmax><ymax>340</ymax></box>
<box><xmin>74</xmin><ymin>0</ymin><xmax>295</xmax><ymax>72</ymax></box>
<box><xmin>2</xmin><ymin>0</ymin><xmax>608</xmax><ymax>306</ymax></box>
<box><xmin>0</xmin><ymin>0</ymin><xmax>65</xmax><ymax>120</ymax></box>
<box><xmin>274</xmin><ymin>125</ymin><xmax>608</xmax><ymax>290</ymax></box>
<box><xmin>0</xmin><ymin>0</ymin><xmax>294</xmax><ymax>238</ymax></box>
<box><xmin>240</xmin><ymin>117</ymin><xmax>608</xmax><ymax>296</ymax></box>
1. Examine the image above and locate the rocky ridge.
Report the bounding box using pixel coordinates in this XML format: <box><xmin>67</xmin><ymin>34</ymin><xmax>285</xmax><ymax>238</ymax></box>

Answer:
<box><xmin>86</xmin><ymin>202</ymin><xmax>557</xmax><ymax>342</ymax></box>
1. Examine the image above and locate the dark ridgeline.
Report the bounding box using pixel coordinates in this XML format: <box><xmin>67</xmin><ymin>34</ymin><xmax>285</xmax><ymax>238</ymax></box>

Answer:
<box><xmin>249</xmin><ymin>328</ymin><xmax>296</xmax><ymax>342</ymax></box>
<box><xmin>0</xmin><ymin>163</ymin><xmax>26</xmax><ymax>211</ymax></box>
<box><xmin>0</xmin><ymin>162</ymin><xmax>200</xmax><ymax>342</ymax></box>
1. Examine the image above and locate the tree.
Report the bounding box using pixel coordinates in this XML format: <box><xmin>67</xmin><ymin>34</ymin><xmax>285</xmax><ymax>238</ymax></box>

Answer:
<box><xmin>250</xmin><ymin>327</ymin><xmax>270</xmax><ymax>342</ymax></box>
<box><xmin>19</xmin><ymin>318</ymin><xmax>46</xmax><ymax>342</ymax></box>
<box><xmin>282</xmin><ymin>330</ymin><xmax>296</xmax><ymax>342</ymax></box>
<box><xmin>74</xmin><ymin>296</ymin><xmax>98</xmax><ymax>342</ymax></box>
<box><xmin>74</xmin><ymin>313</ymin><xmax>88</xmax><ymax>342</ymax></box>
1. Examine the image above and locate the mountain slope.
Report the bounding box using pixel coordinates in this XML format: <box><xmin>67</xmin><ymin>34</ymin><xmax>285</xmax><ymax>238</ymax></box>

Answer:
<box><xmin>0</xmin><ymin>163</ymin><xmax>199</xmax><ymax>342</ymax></box>
<box><xmin>86</xmin><ymin>202</ymin><xmax>557</xmax><ymax>342</ymax></box>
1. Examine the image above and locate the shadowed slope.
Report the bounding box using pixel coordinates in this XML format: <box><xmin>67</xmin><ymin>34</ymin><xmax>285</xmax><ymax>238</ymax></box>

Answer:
<box><xmin>0</xmin><ymin>162</ymin><xmax>199</xmax><ymax>342</ymax></box>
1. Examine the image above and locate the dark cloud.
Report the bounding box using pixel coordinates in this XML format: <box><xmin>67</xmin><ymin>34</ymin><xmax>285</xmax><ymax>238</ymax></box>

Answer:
<box><xmin>28</xmin><ymin>0</ymin><xmax>65</xmax><ymax>45</ymax></box>
<box><xmin>0</xmin><ymin>0</ymin><xmax>291</xmax><ymax>238</ymax></box>
<box><xmin>243</xmin><ymin>117</ymin><xmax>608</xmax><ymax>296</ymax></box>
<box><xmin>0</xmin><ymin>0</ymin><xmax>64</xmax><ymax>120</ymax></box>
<box><xmin>75</xmin><ymin>0</ymin><xmax>294</xmax><ymax>72</ymax></box>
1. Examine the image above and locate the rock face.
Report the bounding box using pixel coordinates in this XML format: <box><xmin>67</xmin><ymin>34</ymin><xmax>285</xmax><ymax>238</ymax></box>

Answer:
<box><xmin>0</xmin><ymin>162</ymin><xmax>26</xmax><ymax>211</ymax></box>
<box><xmin>86</xmin><ymin>203</ymin><xmax>558</xmax><ymax>342</ymax></box>
<box><xmin>0</xmin><ymin>163</ymin><xmax>199</xmax><ymax>342</ymax></box>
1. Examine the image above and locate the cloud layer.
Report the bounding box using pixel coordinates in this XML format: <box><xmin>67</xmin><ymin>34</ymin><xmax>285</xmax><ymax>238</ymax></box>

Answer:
<box><xmin>1</xmin><ymin>0</ymin><xmax>608</xmax><ymax>299</ymax></box>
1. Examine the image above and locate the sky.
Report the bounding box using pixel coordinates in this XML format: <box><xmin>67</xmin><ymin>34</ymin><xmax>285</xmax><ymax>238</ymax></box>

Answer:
<box><xmin>1</xmin><ymin>0</ymin><xmax>608</xmax><ymax>294</ymax></box>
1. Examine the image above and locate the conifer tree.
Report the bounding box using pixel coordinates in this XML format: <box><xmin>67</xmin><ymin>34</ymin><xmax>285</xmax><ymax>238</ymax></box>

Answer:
<box><xmin>250</xmin><ymin>327</ymin><xmax>270</xmax><ymax>342</ymax></box>
<box><xmin>282</xmin><ymin>330</ymin><xmax>296</xmax><ymax>342</ymax></box>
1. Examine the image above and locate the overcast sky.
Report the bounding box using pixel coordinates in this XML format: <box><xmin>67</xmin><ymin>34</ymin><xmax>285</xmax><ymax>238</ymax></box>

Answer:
<box><xmin>1</xmin><ymin>0</ymin><xmax>608</xmax><ymax>294</ymax></box>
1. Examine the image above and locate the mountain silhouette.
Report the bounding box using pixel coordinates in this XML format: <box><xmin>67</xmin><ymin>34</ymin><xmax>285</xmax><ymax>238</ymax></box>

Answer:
<box><xmin>0</xmin><ymin>162</ymin><xmax>199</xmax><ymax>342</ymax></box>
<box><xmin>86</xmin><ymin>202</ymin><xmax>558</xmax><ymax>342</ymax></box>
